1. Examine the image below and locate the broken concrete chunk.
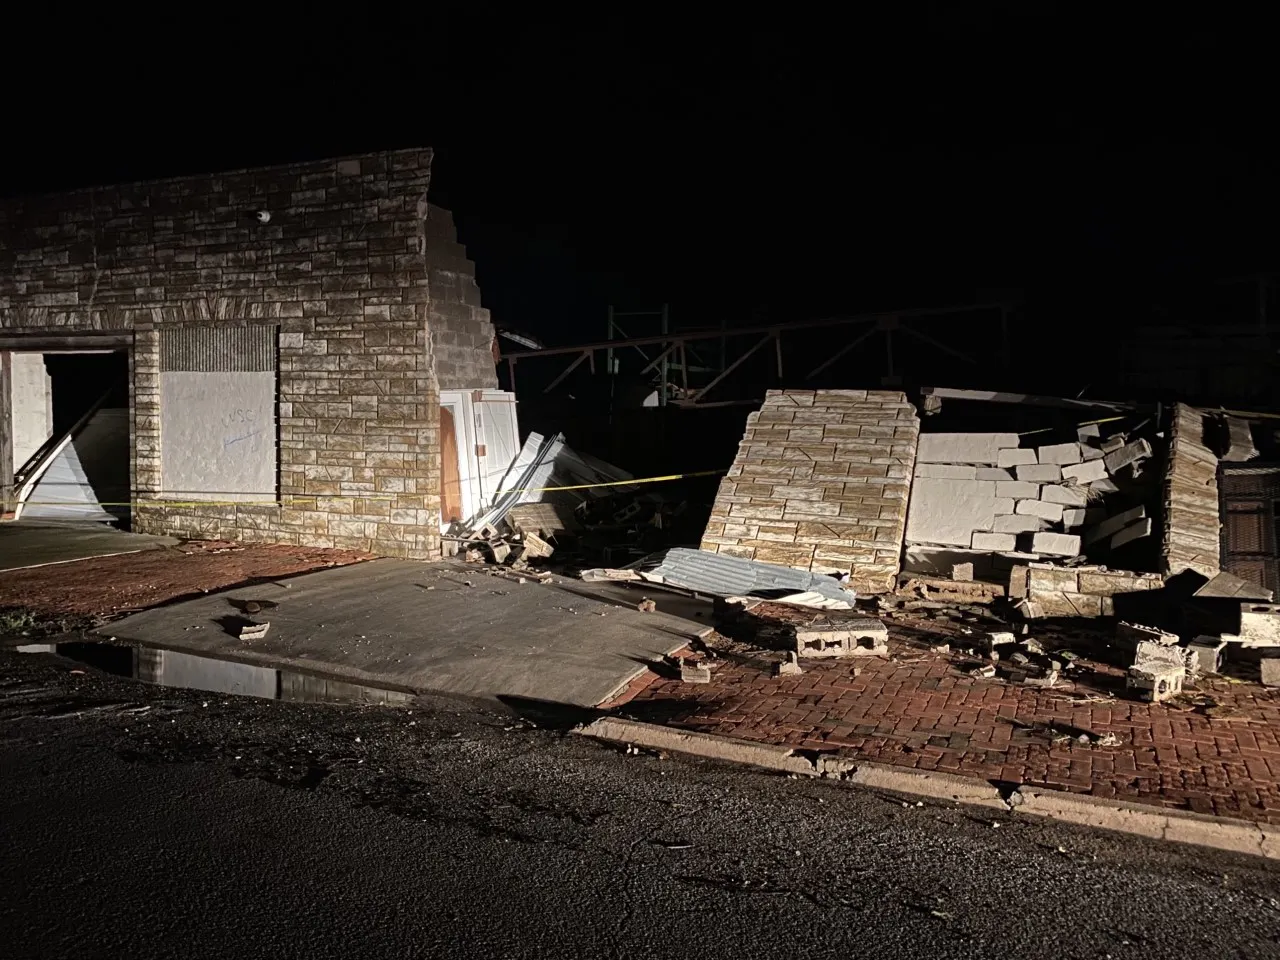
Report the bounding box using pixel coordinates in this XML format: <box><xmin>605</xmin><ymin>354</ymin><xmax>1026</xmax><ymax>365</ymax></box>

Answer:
<box><xmin>1115</xmin><ymin>621</ymin><xmax>1179</xmax><ymax>652</ymax></box>
<box><xmin>1062</xmin><ymin>508</ymin><xmax>1087</xmax><ymax>530</ymax></box>
<box><xmin>1016</xmin><ymin>499</ymin><xmax>1065</xmax><ymax>522</ymax></box>
<box><xmin>1037</xmin><ymin>443</ymin><xmax>1084</xmax><ymax>466</ymax></box>
<box><xmin>1237</xmin><ymin>603</ymin><xmax>1280</xmax><ymax>647</ymax></box>
<box><xmin>1029</xmin><ymin>532</ymin><xmax>1080</xmax><ymax>557</ymax></box>
<box><xmin>489</xmin><ymin>541</ymin><xmax>512</xmax><ymax>564</ymax></box>
<box><xmin>951</xmin><ymin>562</ymin><xmax>974</xmax><ymax>582</ymax></box>
<box><xmin>1014</xmin><ymin>598</ymin><xmax>1045</xmax><ymax>619</ymax></box>
<box><xmin>976</xmin><ymin>468</ymin><xmax>1014</xmax><ymax>480</ymax></box>
<box><xmin>997</xmin><ymin>448</ymin><xmax>1038</xmax><ymax>468</ymax></box>
<box><xmin>993</xmin><ymin>515</ymin><xmax>1049</xmax><ymax>534</ymax></box>
<box><xmin>1100</xmin><ymin>435</ymin><xmax>1127</xmax><ymax>453</ymax></box>
<box><xmin>773</xmin><ymin>651</ymin><xmax>804</xmax><ymax>677</ymax></box>
<box><xmin>1133</xmin><ymin>640</ymin><xmax>1190</xmax><ymax>672</ymax></box>
<box><xmin>1077</xmin><ymin>423</ymin><xmax>1101</xmax><ymax>442</ymax></box>
<box><xmin>1089</xmin><ymin>478</ymin><xmax>1120</xmax><ymax>495</ymax></box>
<box><xmin>972</xmin><ymin>531</ymin><xmax>1018</xmax><ymax>551</ymax></box>
<box><xmin>1110</xmin><ymin>518</ymin><xmax>1153</xmax><ymax>549</ymax></box>
<box><xmin>996</xmin><ymin>480</ymin><xmax>1040</xmax><ymax>500</ymax></box>
<box><xmin>795</xmin><ymin>619</ymin><xmax>889</xmax><ymax>658</ymax></box>
<box><xmin>1015</xmin><ymin>464</ymin><xmax>1063</xmax><ymax>483</ymax></box>
<box><xmin>239</xmin><ymin>621</ymin><xmax>270</xmax><ymax>641</ymax></box>
<box><xmin>637</xmin><ymin>598</ymin><xmax>657</xmax><ymax>613</ymax></box>
<box><xmin>1062</xmin><ymin>459</ymin><xmax>1108</xmax><ymax>485</ymax></box>
<box><xmin>1261</xmin><ymin>658</ymin><xmax>1280</xmax><ymax>688</ymax></box>
<box><xmin>1039</xmin><ymin>485</ymin><xmax>1088</xmax><ymax>507</ymax></box>
<box><xmin>1023</xmin><ymin>671</ymin><xmax>1059</xmax><ymax>688</ymax></box>
<box><xmin>678</xmin><ymin>658</ymin><xmax>712</xmax><ymax>683</ymax></box>
<box><xmin>522</xmin><ymin>531</ymin><xmax>555</xmax><ymax>559</ymax></box>
<box><xmin>1127</xmin><ymin>663</ymin><xmax>1184</xmax><ymax>702</ymax></box>
<box><xmin>971</xmin><ymin>664</ymin><xmax>998</xmax><ymax>678</ymax></box>
<box><xmin>1103</xmin><ymin>438</ymin><xmax>1153</xmax><ymax>475</ymax></box>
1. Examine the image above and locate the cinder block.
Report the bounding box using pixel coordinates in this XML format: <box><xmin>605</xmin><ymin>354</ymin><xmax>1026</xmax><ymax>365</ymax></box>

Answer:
<box><xmin>1104</xmin><ymin>438</ymin><xmax>1153</xmax><ymax>475</ymax></box>
<box><xmin>1016</xmin><ymin>499</ymin><xmax>1064</xmax><ymax>522</ymax></box>
<box><xmin>993</xmin><ymin>514</ymin><xmax>1048</xmax><ymax>534</ymax></box>
<box><xmin>1030</xmin><ymin>532</ymin><xmax>1081</xmax><ymax>557</ymax></box>
<box><xmin>1015</xmin><ymin>464</ymin><xmax>1062</xmax><ymax>483</ymax></box>
<box><xmin>1110</xmin><ymin>518</ymin><xmax>1153</xmax><ymax>549</ymax></box>
<box><xmin>1040</xmin><ymin>485</ymin><xmax>1088</xmax><ymax>507</ymax></box>
<box><xmin>795</xmin><ymin>619</ymin><xmax>889</xmax><ymax>658</ymax></box>
<box><xmin>1186</xmin><ymin>636</ymin><xmax>1228</xmax><ymax>675</ymax></box>
<box><xmin>997</xmin><ymin>448</ymin><xmax>1038</xmax><ymax>468</ymax></box>
<box><xmin>917</xmin><ymin>433</ymin><xmax>1020</xmax><ymax>465</ymax></box>
<box><xmin>1037</xmin><ymin>442</ymin><xmax>1083</xmax><ymax>465</ymax></box>
<box><xmin>1238</xmin><ymin>603</ymin><xmax>1280</xmax><ymax>646</ymax></box>
<box><xmin>996</xmin><ymin>480</ymin><xmax>1040</xmax><ymax>499</ymax></box>
<box><xmin>914</xmin><ymin>463</ymin><xmax>978</xmax><ymax>479</ymax></box>
<box><xmin>1127</xmin><ymin>664</ymin><xmax>1184</xmax><ymax>702</ymax></box>
<box><xmin>1062</xmin><ymin>459</ymin><xmax>1108</xmax><ymax>484</ymax></box>
<box><xmin>972</xmin><ymin>531</ymin><xmax>1017</xmax><ymax>551</ymax></box>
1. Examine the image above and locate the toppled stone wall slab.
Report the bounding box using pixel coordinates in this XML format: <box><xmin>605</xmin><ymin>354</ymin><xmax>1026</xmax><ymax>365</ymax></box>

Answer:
<box><xmin>1009</xmin><ymin>564</ymin><xmax>1165</xmax><ymax>617</ymax></box>
<box><xmin>1162</xmin><ymin>404</ymin><xmax>1221</xmax><ymax>579</ymax></box>
<box><xmin>701</xmin><ymin>389</ymin><xmax>919</xmax><ymax>593</ymax></box>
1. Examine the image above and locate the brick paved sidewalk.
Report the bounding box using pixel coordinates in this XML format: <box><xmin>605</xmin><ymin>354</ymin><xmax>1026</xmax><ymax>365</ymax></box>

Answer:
<box><xmin>606</xmin><ymin>609</ymin><xmax>1280</xmax><ymax>824</ymax></box>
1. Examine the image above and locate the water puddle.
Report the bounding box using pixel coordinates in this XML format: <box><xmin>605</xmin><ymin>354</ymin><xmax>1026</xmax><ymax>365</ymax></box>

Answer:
<box><xmin>15</xmin><ymin>641</ymin><xmax>415</xmax><ymax>705</ymax></box>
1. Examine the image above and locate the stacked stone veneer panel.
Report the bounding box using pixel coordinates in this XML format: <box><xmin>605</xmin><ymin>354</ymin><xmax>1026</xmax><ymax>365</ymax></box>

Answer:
<box><xmin>1162</xmin><ymin>403</ymin><xmax>1221</xmax><ymax>578</ymax></box>
<box><xmin>700</xmin><ymin>389</ymin><xmax>919</xmax><ymax>593</ymax></box>
<box><xmin>424</xmin><ymin>205</ymin><xmax>497</xmax><ymax>391</ymax></box>
<box><xmin>0</xmin><ymin>150</ymin><xmax>453</xmax><ymax>559</ymax></box>
<box><xmin>1009</xmin><ymin>563</ymin><xmax>1164</xmax><ymax>617</ymax></box>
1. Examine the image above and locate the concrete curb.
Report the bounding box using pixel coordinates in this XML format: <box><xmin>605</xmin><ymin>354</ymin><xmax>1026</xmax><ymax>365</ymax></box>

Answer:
<box><xmin>575</xmin><ymin>717</ymin><xmax>1280</xmax><ymax>860</ymax></box>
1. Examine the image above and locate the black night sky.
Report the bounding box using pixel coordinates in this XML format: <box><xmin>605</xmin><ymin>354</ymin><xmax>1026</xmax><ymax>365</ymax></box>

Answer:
<box><xmin>4</xmin><ymin>7</ymin><xmax>1275</xmax><ymax>370</ymax></box>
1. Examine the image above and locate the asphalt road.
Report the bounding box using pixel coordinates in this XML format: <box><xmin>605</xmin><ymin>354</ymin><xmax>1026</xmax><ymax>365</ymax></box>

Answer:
<box><xmin>2</xmin><ymin>646</ymin><xmax>1279</xmax><ymax>959</ymax></box>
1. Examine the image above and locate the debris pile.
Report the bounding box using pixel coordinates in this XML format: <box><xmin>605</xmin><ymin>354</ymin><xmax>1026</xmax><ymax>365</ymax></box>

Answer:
<box><xmin>450</xmin><ymin>431</ymin><xmax>689</xmax><ymax>572</ymax></box>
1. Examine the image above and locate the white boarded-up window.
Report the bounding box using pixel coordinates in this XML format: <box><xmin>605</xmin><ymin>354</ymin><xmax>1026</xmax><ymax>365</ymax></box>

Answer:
<box><xmin>159</xmin><ymin>326</ymin><xmax>277</xmax><ymax>503</ymax></box>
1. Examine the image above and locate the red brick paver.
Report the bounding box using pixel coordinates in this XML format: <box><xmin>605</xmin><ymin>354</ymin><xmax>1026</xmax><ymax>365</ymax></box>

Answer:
<box><xmin>616</xmin><ymin>620</ymin><xmax>1280</xmax><ymax>824</ymax></box>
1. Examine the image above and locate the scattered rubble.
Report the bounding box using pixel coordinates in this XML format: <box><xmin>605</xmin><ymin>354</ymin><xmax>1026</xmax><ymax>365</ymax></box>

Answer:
<box><xmin>239</xmin><ymin>621</ymin><xmax>270</xmax><ymax>641</ymax></box>
<box><xmin>773</xmin><ymin>652</ymin><xmax>804</xmax><ymax>677</ymax></box>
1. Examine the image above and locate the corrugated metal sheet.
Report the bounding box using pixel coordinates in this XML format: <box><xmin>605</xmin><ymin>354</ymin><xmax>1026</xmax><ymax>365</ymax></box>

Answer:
<box><xmin>630</xmin><ymin>548</ymin><xmax>855</xmax><ymax>606</ymax></box>
<box><xmin>160</xmin><ymin>325</ymin><xmax>277</xmax><ymax>373</ymax></box>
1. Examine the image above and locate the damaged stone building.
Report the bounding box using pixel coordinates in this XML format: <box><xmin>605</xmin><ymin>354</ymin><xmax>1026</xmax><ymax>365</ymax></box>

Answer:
<box><xmin>704</xmin><ymin>387</ymin><xmax>1280</xmax><ymax>610</ymax></box>
<box><xmin>0</xmin><ymin>149</ymin><xmax>512</xmax><ymax>558</ymax></box>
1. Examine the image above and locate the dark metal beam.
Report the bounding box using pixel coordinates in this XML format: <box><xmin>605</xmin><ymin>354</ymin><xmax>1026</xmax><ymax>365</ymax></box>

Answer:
<box><xmin>498</xmin><ymin>303</ymin><xmax>1008</xmax><ymax>360</ymax></box>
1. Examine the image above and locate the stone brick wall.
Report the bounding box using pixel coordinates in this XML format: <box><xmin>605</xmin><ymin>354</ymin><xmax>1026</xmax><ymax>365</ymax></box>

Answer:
<box><xmin>424</xmin><ymin>205</ymin><xmax>497</xmax><ymax>390</ymax></box>
<box><xmin>0</xmin><ymin>149</ymin><xmax>453</xmax><ymax>558</ymax></box>
<box><xmin>1008</xmin><ymin>563</ymin><xmax>1165</xmax><ymax>617</ymax></box>
<box><xmin>1162</xmin><ymin>403</ymin><xmax>1221</xmax><ymax>579</ymax></box>
<box><xmin>700</xmin><ymin>389</ymin><xmax>920</xmax><ymax>593</ymax></box>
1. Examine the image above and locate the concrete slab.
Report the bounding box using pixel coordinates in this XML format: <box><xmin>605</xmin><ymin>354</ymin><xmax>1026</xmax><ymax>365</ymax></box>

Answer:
<box><xmin>0</xmin><ymin>521</ymin><xmax>177</xmax><ymax>572</ymax></box>
<box><xmin>96</xmin><ymin>560</ymin><xmax>711</xmax><ymax>708</ymax></box>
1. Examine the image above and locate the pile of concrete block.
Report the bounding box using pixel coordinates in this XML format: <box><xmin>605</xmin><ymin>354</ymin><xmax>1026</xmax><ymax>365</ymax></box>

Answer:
<box><xmin>1009</xmin><ymin>564</ymin><xmax>1165</xmax><ymax>618</ymax></box>
<box><xmin>905</xmin><ymin>429</ymin><xmax>1158</xmax><ymax>569</ymax></box>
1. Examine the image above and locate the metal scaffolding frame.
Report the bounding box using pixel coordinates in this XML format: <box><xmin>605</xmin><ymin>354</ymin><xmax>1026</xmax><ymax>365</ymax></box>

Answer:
<box><xmin>500</xmin><ymin>302</ymin><xmax>1011</xmax><ymax>406</ymax></box>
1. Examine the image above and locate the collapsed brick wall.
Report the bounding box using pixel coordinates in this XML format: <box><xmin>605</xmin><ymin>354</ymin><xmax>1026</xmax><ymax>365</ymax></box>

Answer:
<box><xmin>424</xmin><ymin>205</ymin><xmax>497</xmax><ymax>390</ymax></box>
<box><xmin>1162</xmin><ymin>403</ymin><xmax>1221</xmax><ymax>579</ymax></box>
<box><xmin>0</xmin><ymin>149</ymin><xmax>450</xmax><ymax>558</ymax></box>
<box><xmin>700</xmin><ymin>389</ymin><xmax>920</xmax><ymax>593</ymax></box>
